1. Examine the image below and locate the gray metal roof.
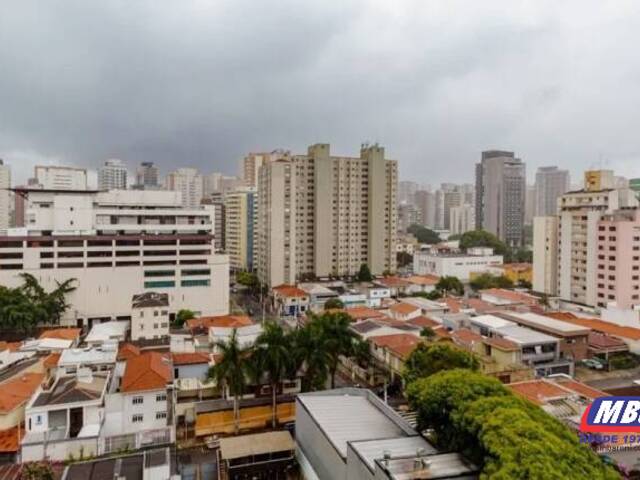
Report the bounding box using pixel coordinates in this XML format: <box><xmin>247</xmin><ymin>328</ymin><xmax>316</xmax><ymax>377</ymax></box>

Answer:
<box><xmin>349</xmin><ymin>436</ymin><xmax>436</xmax><ymax>471</ymax></box>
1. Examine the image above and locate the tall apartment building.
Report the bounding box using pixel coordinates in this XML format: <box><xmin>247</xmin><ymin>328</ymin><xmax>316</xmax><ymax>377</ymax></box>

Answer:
<box><xmin>397</xmin><ymin>203</ymin><xmax>420</xmax><ymax>233</ymax></box>
<box><xmin>256</xmin><ymin>143</ymin><xmax>397</xmax><ymax>286</ymax></box>
<box><xmin>449</xmin><ymin>204</ymin><xmax>475</xmax><ymax>235</ymax></box>
<box><xmin>133</xmin><ymin>162</ymin><xmax>160</xmax><ymax>189</ymax></box>
<box><xmin>595</xmin><ymin>209</ymin><xmax>640</xmax><ymax>309</ymax></box>
<box><xmin>34</xmin><ymin>165</ymin><xmax>88</xmax><ymax>190</ymax></box>
<box><xmin>202</xmin><ymin>192</ymin><xmax>225</xmax><ymax>251</ymax></box>
<box><xmin>524</xmin><ymin>184</ymin><xmax>536</xmax><ymax>226</ymax></box>
<box><xmin>224</xmin><ymin>187</ymin><xmax>257</xmax><ymax>272</ymax></box>
<box><xmin>0</xmin><ymin>160</ymin><xmax>10</xmax><ymax>230</ymax></box>
<box><xmin>475</xmin><ymin>150</ymin><xmax>526</xmax><ymax>246</ymax></box>
<box><xmin>533</xmin><ymin>170</ymin><xmax>638</xmax><ymax>305</ymax></box>
<box><xmin>535</xmin><ymin>166</ymin><xmax>570</xmax><ymax>217</ymax></box>
<box><xmin>165</xmin><ymin>168</ymin><xmax>203</xmax><ymax>208</ymax></box>
<box><xmin>203</xmin><ymin>172</ymin><xmax>222</xmax><ymax>197</ymax></box>
<box><xmin>98</xmin><ymin>159</ymin><xmax>128</xmax><ymax>190</ymax></box>
<box><xmin>398</xmin><ymin>180</ymin><xmax>419</xmax><ymax>205</ymax></box>
<box><xmin>0</xmin><ymin>189</ymin><xmax>229</xmax><ymax>326</ymax></box>
<box><xmin>242</xmin><ymin>150</ymin><xmax>289</xmax><ymax>188</ymax></box>
<box><xmin>414</xmin><ymin>190</ymin><xmax>435</xmax><ymax>229</ymax></box>
<box><xmin>532</xmin><ymin>216</ymin><xmax>559</xmax><ymax>295</ymax></box>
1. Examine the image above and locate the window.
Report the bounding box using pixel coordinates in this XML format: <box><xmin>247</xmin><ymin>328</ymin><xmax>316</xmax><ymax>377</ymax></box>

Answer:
<box><xmin>181</xmin><ymin>279</ymin><xmax>210</xmax><ymax>287</ymax></box>
<box><xmin>156</xmin><ymin>393</ymin><xmax>167</xmax><ymax>402</ymax></box>
<box><xmin>132</xmin><ymin>396</ymin><xmax>144</xmax><ymax>405</ymax></box>
<box><xmin>144</xmin><ymin>280</ymin><xmax>175</xmax><ymax>289</ymax></box>
<box><xmin>132</xmin><ymin>414</ymin><xmax>143</xmax><ymax>423</ymax></box>
<box><xmin>156</xmin><ymin>411</ymin><xmax>167</xmax><ymax>420</ymax></box>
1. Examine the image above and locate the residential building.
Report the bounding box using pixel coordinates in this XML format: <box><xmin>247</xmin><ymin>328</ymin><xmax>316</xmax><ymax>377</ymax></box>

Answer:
<box><xmin>132</xmin><ymin>162</ymin><xmax>160</xmax><ymax>190</ymax></box>
<box><xmin>131</xmin><ymin>292</ymin><xmax>170</xmax><ymax>341</ymax></box>
<box><xmin>217</xmin><ymin>175</ymin><xmax>243</xmax><ymax>195</ymax></box>
<box><xmin>298</xmin><ymin>282</ymin><xmax>340</xmax><ymax>311</ymax></box>
<box><xmin>535</xmin><ymin>166</ymin><xmax>570</xmax><ymax>217</ymax></box>
<box><xmin>164</xmin><ymin>167</ymin><xmax>203</xmax><ymax>207</ymax></box>
<box><xmin>256</xmin><ymin>143</ymin><xmax>397</xmax><ymax>286</ymax></box>
<box><xmin>595</xmin><ymin>208</ymin><xmax>640</xmax><ymax>309</ymax></box>
<box><xmin>0</xmin><ymin>189</ymin><xmax>229</xmax><ymax>327</ymax></box>
<box><xmin>34</xmin><ymin>165</ymin><xmax>87</xmax><ymax>190</ymax></box>
<box><xmin>524</xmin><ymin>184</ymin><xmax>536</xmax><ymax>226</ymax></box>
<box><xmin>449</xmin><ymin>204</ymin><xmax>475</xmax><ymax>235</ymax></box>
<box><xmin>62</xmin><ymin>448</ymin><xmax>172</xmax><ymax>480</ymax></box>
<box><xmin>271</xmin><ymin>284</ymin><xmax>309</xmax><ymax>317</ymax></box>
<box><xmin>533</xmin><ymin>216</ymin><xmax>559</xmax><ymax>295</ymax></box>
<box><xmin>413</xmin><ymin>247</ymin><xmax>503</xmax><ymax>282</ymax></box>
<box><xmin>0</xmin><ymin>160</ymin><xmax>10</xmax><ymax>230</ymax></box>
<box><xmin>397</xmin><ymin>203</ymin><xmax>420</xmax><ymax>233</ymax></box>
<box><xmin>202</xmin><ymin>191</ymin><xmax>225</xmax><ymax>251</ymax></box>
<box><xmin>295</xmin><ymin>388</ymin><xmax>478</xmax><ymax>480</ymax></box>
<box><xmin>479</xmin><ymin>288</ymin><xmax>539</xmax><ymax>308</ymax></box>
<box><xmin>84</xmin><ymin>321</ymin><xmax>128</xmax><ymax>347</ymax></box>
<box><xmin>414</xmin><ymin>189</ymin><xmax>436</xmax><ymax>228</ymax></box>
<box><xmin>398</xmin><ymin>180</ymin><xmax>419</xmax><ymax>205</ymax></box>
<box><xmin>0</xmin><ymin>373</ymin><xmax>45</xmax><ymax>431</ymax></box>
<box><xmin>98</xmin><ymin>159</ymin><xmax>127</xmax><ymax>191</ymax></box>
<box><xmin>630</xmin><ymin>178</ymin><xmax>640</xmax><ymax>200</ymax></box>
<box><xmin>210</xmin><ymin>324</ymin><xmax>263</xmax><ymax>353</ymax></box>
<box><xmin>224</xmin><ymin>187</ymin><xmax>256</xmax><ymax>271</ymax></box>
<box><xmin>484</xmin><ymin>263</ymin><xmax>533</xmax><ymax>285</ymax></box>
<box><xmin>405</xmin><ymin>274</ymin><xmax>439</xmax><ymax>294</ymax></box>
<box><xmin>475</xmin><ymin>150</ymin><xmax>526</xmax><ymax>246</ymax></box>
<box><xmin>370</xmin><ymin>333</ymin><xmax>424</xmax><ymax>379</ymax></box>
<box><xmin>242</xmin><ymin>150</ymin><xmax>290</xmax><ymax>187</ymax></box>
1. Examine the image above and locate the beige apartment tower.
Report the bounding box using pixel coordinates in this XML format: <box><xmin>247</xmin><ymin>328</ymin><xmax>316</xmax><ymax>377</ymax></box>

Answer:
<box><xmin>256</xmin><ymin>143</ymin><xmax>397</xmax><ymax>286</ymax></box>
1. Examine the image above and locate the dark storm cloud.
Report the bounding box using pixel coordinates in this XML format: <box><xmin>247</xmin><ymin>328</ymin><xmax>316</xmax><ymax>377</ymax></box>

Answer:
<box><xmin>2</xmin><ymin>1</ymin><xmax>640</xmax><ymax>185</ymax></box>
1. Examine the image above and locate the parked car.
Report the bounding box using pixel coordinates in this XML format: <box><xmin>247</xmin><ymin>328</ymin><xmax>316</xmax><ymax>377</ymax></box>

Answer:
<box><xmin>582</xmin><ymin>359</ymin><xmax>604</xmax><ymax>370</ymax></box>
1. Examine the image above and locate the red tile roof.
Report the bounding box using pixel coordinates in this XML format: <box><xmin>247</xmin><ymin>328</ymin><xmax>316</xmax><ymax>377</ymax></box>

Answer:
<box><xmin>407</xmin><ymin>316</ymin><xmax>440</xmax><ymax>329</ymax></box>
<box><xmin>38</xmin><ymin>328</ymin><xmax>82</xmax><ymax>341</ymax></box>
<box><xmin>172</xmin><ymin>352</ymin><xmax>211</xmax><ymax>366</ymax></box>
<box><xmin>187</xmin><ymin>315</ymin><xmax>253</xmax><ymax>331</ymax></box>
<box><xmin>0</xmin><ymin>373</ymin><xmax>44</xmax><ymax>413</ymax></box>
<box><xmin>0</xmin><ymin>426</ymin><xmax>23</xmax><ymax>453</ymax></box>
<box><xmin>121</xmin><ymin>352</ymin><xmax>171</xmax><ymax>393</ymax></box>
<box><xmin>484</xmin><ymin>336</ymin><xmax>519</xmax><ymax>352</ymax></box>
<box><xmin>272</xmin><ymin>284</ymin><xmax>307</xmax><ymax>298</ymax></box>
<box><xmin>43</xmin><ymin>352</ymin><xmax>61</xmax><ymax>368</ymax></box>
<box><xmin>370</xmin><ymin>334</ymin><xmax>423</xmax><ymax>360</ymax></box>
<box><xmin>481</xmin><ymin>289</ymin><xmax>538</xmax><ymax>306</ymax></box>
<box><xmin>389</xmin><ymin>302</ymin><xmax>420</xmax><ymax>316</ymax></box>
<box><xmin>451</xmin><ymin>328</ymin><xmax>483</xmax><ymax>349</ymax></box>
<box><xmin>344</xmin><ymin>306</ymin><xmax>386</xmax><ymax>321</ymax></box>
<box><xmin>117</xmin><ymin>343</ymin><xmax>141</xmax><ymax>361</ymax></box>
<box><xmin>405</xmin><ymin>275</ymin><xmax>440</xmax><ymax>286</ymax></box>
<box><xmin>0</xmin><ymin>341</ymin><xmax>20</xmax><ymax>352</ymax></box>
<box><xmin>546</xmin><ymin>312</ymin><xmax>640</xmax><ymax>341</ymax></box>
<box><xmin>554</xmin><ymin>378</ymin><xmax>608</xmax><ymax>400</ymax></box>
<box><xmin>509</xmin><ymin>378</ymin><xmax>607</xmax><ymax>405</ymax></box>
<box><xmin>377</xmin><ymin>276</ymin><xmax>410</xmax><ymax>288</ymax></box>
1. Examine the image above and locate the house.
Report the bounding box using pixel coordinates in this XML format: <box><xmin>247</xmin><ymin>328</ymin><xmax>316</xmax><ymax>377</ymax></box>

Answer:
<box><xmin>210</xmin><ymin>324</ymin><xmax>263</xmax><ymax>353</ymax></box>
<box><xmin>295</xmin><ymin>388</ymin><xmax>479</xmax><ymax>480</ymax></box>
<box><xmin>271</xmin><ymin>284</ymin><xmax>310</xmax><ymax>317</ymax></box>
<box><xmin>485</xmin><ymin>263</ymin><xmax>533</xmax><ymax>285</ymax></box>
<box><xmin>405</xmin><ymin>275</ymin><xmax>440</xmax><ymax>294</ymax></box>
<box><xmin>479</xmin><ymin>288</ymin><xmax>539</xmax><ymax>308</ymax></box>
<box><xmin>131</xmin><ymin>292</ymin><xmax>170</xmax><ymax>341</ymax></box>
<box><xmin>388</xmin><ymin>302</ymin><xmax>421</xmax><ymax>322</ymax></box>
<box><xmin>38</xmin><ymin>328</ymin><xmax>82</xmax><ymax>345</ymax></box>
<box><xmin>451</xmin><ymin>329</ymin><xmax>533</xmax><ymax>384</ymax></box>
<box><xmin>172</xmin><ymin>352</ymin><xmax>210</xmax><ymax>381</ymax></box>
<box><xmin>102</xmin><ymin>352</ymin><xmax>174</xmax><ymax>454</ymax></box>
<box><xmin>344</xmin><ymin>306</ymin><xmax>387</xmax><ymax>322</ymax></box>
<box><xmin>186</xmin><ymin>314</ymin><xmax>253</xmax><ymax>335</ymax></box>
<box><xmin>401</xmin><ymin>297</ymin><xmax>448</xmax><ymax>317</ymax></box>
<box><xmin>362</xmin><ymin>286</ymin><xmax>391</xmax><ymax>308</ymax></box>
<box><xmin>58</xmin><ymin>345</ymin><xmax>118</xmax><ymax>377</ymax></box>
<box><xmin>20</xmin><ymin>337</ymin><xmax>76</xmax><ymax>353</ymax></box>
<box><xmin>494</xmin><ymin>312</ymin><xmax>590</xmax><ymax>361</ymax></box>
<box><xmin>370</xmin><ymin>334</ymin><xmax>424</xmax><ymax>379</ymax></box>
<box><xmin>84</xmin><ymin>321</ymin><xmax>129</xmax><ymax>347</ymax></box>
<box><xmin>374</xmin><ymin>276</ymin><xmax>410</xmax><ymax>297</ymax></box>
<box><xmin>298</xmin><ymin>283</ymin><xmax>340</xmax><ymax>312</ymax></box>
<box><xmin>62</xmin><ymin>447</ymin><xmax>172</xmax><ymax>480</ymax></box>
<box><xmin>21</xmin><ymin>370</ymin><xmax>110</xmax><ymax>461</ymax></box>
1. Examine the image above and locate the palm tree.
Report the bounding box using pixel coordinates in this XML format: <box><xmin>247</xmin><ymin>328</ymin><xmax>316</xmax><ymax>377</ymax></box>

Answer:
<box><xmin>291</xmin><ymin>322</ymin><xmax>330</xmax><ymax>392</ymax></box>
<box><xmin>19</xmin><ymin>274</ymin><xmax>77</xmax><ymax>324</ymax></box>
<box><xmin>314</xmin><ymin>311</ymin><xmax>356</xmax><ymax>389</ymax></box>
<box><xmin>254</xmin><ymin>322</ymin><xmax>292</xmax><ymax>428</ymax></box>
<box><xmin>207</xmin><ymin>329</ymin><xmax>253</xmax><ymax>434</ymax></box>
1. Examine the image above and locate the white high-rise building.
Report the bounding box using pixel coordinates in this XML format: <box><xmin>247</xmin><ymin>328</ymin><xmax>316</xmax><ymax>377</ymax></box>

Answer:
<box><xmin>98</xmin><ymin>159</ymin><xmax>128</xmax><ymax>190</ymax></box>
<box><xmin>34</xmin><ymin>165</ymin><xmax>88</xmax><ymax>190</ymax></box>
<box><xmin>133</xmin><ymin>162</ymin><xmax>160</xmax><ymax>190</ymax></box>
<box><xmin>0</xmin><ymin>189</ymin><xmax>229</xmax><ymax>326</ymax></box>
<box><xmin>532</xmin><ymin>216</ymin><xmax>559</xmax><ymax>295</ymax></box>
<box><xmin>256</xmin><ymin>143</ymin><xmax>397</xmax><ymax>286</ymax></box>
<box><xmin>0</xmin><ymin>160</ymin><xmax>10</xmax><ymax>230</ymax></box>
<box><xmin>242</xmin><ymin>150</ymin><xmax>289</xmax><ymax>188</ymax></box>
<box><xmin>165</xmin><ymin>168</ymin><xmax>204</xmax><ymax>208</ymax></box>
<box><xmin>203</xmin><ymin>172</ymin><xmax>222</xmax><ymax>197</ymax></box>
<box><xmin>449</xmin><ymin>204</ymin><xmax>475</xmax><ymax>235</ymax></box>
<box><xmin>535</xmin><ymin>167</ymin><xmax>570</xmax><ymax>217</ymax></box>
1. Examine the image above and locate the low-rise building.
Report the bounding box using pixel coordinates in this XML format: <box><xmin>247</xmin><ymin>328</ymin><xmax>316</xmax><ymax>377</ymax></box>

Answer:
<box><xmin>271</xmin><ymin>284</ymin><xmax>310</xmax><ymax>317</ymax></box>
<box><xmin>298</xmin><ymin>283</ymin><xmax>340</xmax><ymax>311</ymax></box>
<box><xmin>479</xmin><ymin>288</ymin><xmax>539</xmax><ymax>308</ymax></box>
<box><xmin>210</xmin><ymin>324</ymin><xmax>263</xmax><ymax>353</ymax></box>
<box><xmin>131</xmin><ymin>292</ymin><xmax>170</xmax><ymax>341</ymax></box>
<box><xmin>405</xmin><ymin>274</ymin><xmax>440</xmax><ymax>294</ymax></box>
<box><xmin>58</xmin><ymin>345</ymin><xmax>118</xmax><ymax>377</ymax></box>
<box><xmin>84</xmin><ymin>321</ymin><xmax>129</xmax><ymax>347</ymax></box>
<box><xmin>388</xmin><ymin>302</ymin><xmax>421</xmax><ymax>322</ymax></box>
<box><xmin>370</xmin><ymin>334</ymin><xmax>424</xmax><ymax>379</ymax></box>
<box><xmin>413</xmin><ymin>247</ymin><xmax>503</xmax><ymax>282</ymax></box>
<box><xmin>485</xmin><ymin>263</ymin><xmax>533</xmax><ymax>285</ymax></box>
<box><xmin>374</xmin><ymin>277</ymin><xmax>410</xmax><ymax>297</ymax></box>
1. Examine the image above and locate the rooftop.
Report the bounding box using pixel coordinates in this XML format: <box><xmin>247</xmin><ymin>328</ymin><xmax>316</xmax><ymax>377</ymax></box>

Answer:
<box><xmin>375</xmin><ymin>276</ymin><xmax>410</xmax><ymax>288</ymax></box>
<box><xmin>480</xmin><ymin>288</ymin><xmax>538</xmax><ymax>306</ymax></box>
<box><xmin>405</xmin><ymin>275</ymin><xmax>440</xmax><ymax>286</ymax></box>
<box><xmin>351</xmin><ymin>320</ymin><xmax>384</xmax><ymax>334</ymax></box>
<box><xmin>59</xmin><ymin>346</ymin><xmax>118</xmax><ymax>366</ymax></box>
<box><xmin>0</xmin><ymin>373</ymin><xmax>45</xmax><ymax>413</ymax></box>
<box><xmin>497</xmin><ymin>312</ymin><xmax>590</xmax><ymax>336</ymax></box>
<box><xmin>0</xmin><ymin>426</ymin><xmax>23</xmax><ymax>453</ymax></box>
<box><xmin>171</xmin><ymin>352</ymin><xmax>210</xmax><ymax>366</ymax></box>
<box><xmin>117</xmin><ymin>343</ymin><xmax>141</xmax><ymax>361</ymax></box>
<box><xmin>370</xmin><ymin>334</ymin><xmax>423</xmax><ymax>360</ymax></box>
<box><xmin>345</xmin><ymin>306</ymin><xmax>386</xmax><ymax>321</ymax></box>
<box><xmin>296</xmin><ymin>388</ymin><xmax>416</xmax><ymax>459</ymax></box>
<box><xmin>509</xmin><ymin>377</ymin><xmax>606</xmax><ymax>405</ymax></box>
<box><xmin>349</xmin><ymin>436</ymin><xmax>436</xmax><ymax>472</ymax></box>
<box><xmin>272</xmin><ymin>284</ymin><xmax>307</xmax><ymax>298</ymax></box>
<box><xmin>32</xmin><ymin>373</ymin><xmax>108</xmax><ymax>408</ymax></box>
<box><xmin>219</xmin><ymin>431</ymin><xmax>294</xmax><ymax>460</ymax></box>
<box><xmin>38</xmin><ymin>328</ymin><xmax>81</xmax><ymax>342</ymax></box>
<box><xmin>389</xmin><ymin>302</ymin><xmax>420</xmax><ymax>316</ymax></box>
<box><xmin>85</xmin><ymin>321</ymin><xmax>129</xmax><ymax>344</ymax></box>
<box><xmin>378</xmin><ymin>452</ymin><xmax>479</xmax><ymax>480</ymax></box>
<box><xmin>121</xmin><ymin>352</ymin><xmax>171</xmax><ymax>393</ymax></box>
<box><xmin>186</xmin><ymin>314</ymin><xmax>253</xmax><ymax>331</ymax></box>
<box><xmin>497</xmin><ymin>325</ymin><xmax>559</xmax><ymax>346</ymax></box>
<box><xmin>132</xmin><ymin>291</ymin><xmax>169</xmax><ymax>308</ymax></box>
<box><xmin>546</xmin><ymin>312</ymin><xmax>640</xmax><ymax>341</ymax></box>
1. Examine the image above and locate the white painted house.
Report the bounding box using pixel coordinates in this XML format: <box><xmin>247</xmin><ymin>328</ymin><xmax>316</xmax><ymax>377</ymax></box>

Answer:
<box><xmin>131</xmin><ymin>292</ymin><xmax>170</xmax><ymax>341</ymax></box>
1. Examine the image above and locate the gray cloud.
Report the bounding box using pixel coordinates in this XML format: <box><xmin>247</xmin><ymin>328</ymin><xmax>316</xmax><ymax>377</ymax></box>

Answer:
<box><xmin>2</xmin><ymin>0</ymin><xmax>640</xmax><ymax>185</ymax></box>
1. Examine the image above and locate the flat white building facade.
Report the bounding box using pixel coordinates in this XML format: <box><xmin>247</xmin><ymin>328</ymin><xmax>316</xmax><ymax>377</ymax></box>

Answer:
<box><xmin>413</xmin><ymin>247</ymin><xmax>503</xmax><ymax>282</ymax></box>
<box><xmin>34</xmin><ymin>165</ymin><xmax>88</xmax><ymax>190</ymax></box>
<box><xmin>98</xmin><ymin>159</ymin><xmax>128</xmax><ymax>190</ymax></box>
<box><xmin>165</xmin><ymin>168</ymin><xmax>204</xmax><ymax>208</ymax></box>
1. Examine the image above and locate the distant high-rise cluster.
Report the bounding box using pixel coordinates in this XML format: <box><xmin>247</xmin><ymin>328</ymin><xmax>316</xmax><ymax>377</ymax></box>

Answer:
<box><xmin>98</xmin><ymin>158</ymin><xmax>128</xmax><ymax>190</ymax></box>
<box><xmin>0</xmin><ymin>160</ymin><xmax>10</xmax><ymax>230</ymax></box>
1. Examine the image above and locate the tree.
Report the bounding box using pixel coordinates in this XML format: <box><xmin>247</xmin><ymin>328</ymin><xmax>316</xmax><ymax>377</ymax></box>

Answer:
<box><xmin>236</xmin><ymin>271</ymin><xmax>259</xmax><ymax>288</ymax></box>
<box><xmin>324</xmin><ymin>298</ymin><xmax>345</xmax><ymax>310</ymax></box>
<box><xmin>404</xmin><ymin>344</ymin><xmax>479</xmax><ymax>384</ymax></box>
<box><xmin>290</xmin><ymin>323</ymin><xmax>330</xmax><ymax>392</ymax></box>
<box><xmin>254</xmin><ymin>322</ymin><xmax>293</xmax><ymax>428</ymax></box>
<box><xmin>458</xmin><ymin>230</ymin><xmax>508</xmax><ymax>255</ymax></box>
<box><xmin>208</xmin><ymin>329</ymin><xmax>253</xmax><ymax>434</ymax></box>
<box><xmin>396</xmin><ymin>251</ymin><xmax>413</xmax><ymax>268</ymax></box>
<box><xmin>314</xmin><ymin>312</ymin><xmax>357</xmax><ymax>389</ymax></box>
<box><xmin>435</xmin><ymin>276</ymin><xmax>464</xmax><ymax>296</ymax></box>
<box><xmin>357</xmin><ymin>264</ymin><xmax>373</xmax><ymax>282</ymax></box>
<box><xmin>517</xmin><ymin>279</ymin><xmax>532</xmax><ymax>289</ymax></box>
<box><xmin>407</xmin><ymin>224</ymin><xmax>441</xmax><ymax>244</ymax></box>
<box><xmin>174</xmin><ymin>309</ymin><xmax>195</xmax><ymax>327</ymax></box>
<box><xmin>409</xmin><ymin>290</ymin><xmax>442</xmax><ymax>301</ymax></box>
<box><xmin>420</xmin><ymin>326</ymin><xmax>436</xmax><ymax>340</ymax></box>
<box><xmin>469</xmin><ymin>273</ymin><xmax>514</xmax><ymax>291</ymax></box>
<box><xmin>21</xmin><ymin>462</ymin><xmax>55</xmax><ymax>480</ymax></box>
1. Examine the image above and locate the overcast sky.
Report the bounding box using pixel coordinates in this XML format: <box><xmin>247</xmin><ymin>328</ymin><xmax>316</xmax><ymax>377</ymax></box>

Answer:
<box><xmin>2</xmin><ymin>1</ymin><xmax>640</xmax><ymax>187</ymax></box>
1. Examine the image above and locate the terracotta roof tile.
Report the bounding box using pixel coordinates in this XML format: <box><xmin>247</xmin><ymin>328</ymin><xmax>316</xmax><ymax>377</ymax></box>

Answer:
<box><xmin>508</xmin><ymin>380</ymin><xmax>571</xmax><ymax>405</ymax></box>
<box><xmin>377</xmin><ymin>276</ymin><xmax>410</xmax><ymax>288</ymax></box>
<box><xmin>0</xmin><ymin>341</ymin><xmax>20</xmax><ymax>352</ymax></box>
<box><xmin>407</xmin><ymin>316</ymin><xmax>440</xmax><ymax>328</ymax></box>
<box><xmin>187</xmin><ymin>315</ymin><xmax>253</xmax><ymax>331</ymax></box>
<box><xmin>0</xmin><ymin>426</ymin><xmax>23</xmax><ymax>453</ymax></box>
<box><xmin>345</xmin><ymin>306</ymin><xmax>386</xmax><ymax>321</ymax></box>
<box><xmin>272</xmin><ymin>284</ymin><xmax>307</xmax><ymax>298</ymax></box>
<box><xmin>484</xmin><ymin>336</ymin><xmax>519</xmax><ymax>351</ymax></box>
<box><xmin>117</xmin><ymin>343</ymin><xmax>141</xmax><ymax>361</ymax></box>
<box><xmin>588</xmin><ymin>332</ymin><xmax>628</xmax><ymax>349</ymax></box>
<box><xmin>389</xmin><ymin>302</ymin><xmax>420</xmax><ymax>315</ymax></box>
<box><xmin>0</xmin><ymin>373</ymin><xmax>44</xmax><ymax>413</ymax></box>
<box><xmin>451</xmin><ymin>328</ymin><xmax>483</xmax><ymax>348</ymax></box>
<box><xmin>546</xmin><ymin>312</ymin><xmax>640</xmax><ymax>341</ymax></box>
<box><xmin>481</xmin><ymin>289</ymin><xmax>538</xmax><ymax>306</ymax></box>
<box><xmin>405</xmin><ymin>275</ymin><xmax>440</xmax><ymax>286</ymax></box>
<box><xmin>554</xmin><ymin>379</ymin><xmax>607</xmax><ymax>400</ymax></box>
<box><xmin>370</xmin><ymin>334</ymin><xmax>423</xmax><ymax>360</ymax></box>
<box><xmin>43</xmin><ymin>352</ymin><xmax>61</xmax><ymax>368</ymax></box>
<box><xmin>172</xmin><ymin>352</ymin><xmax>211</xmax><ymax>366</ymax></box>
<box><xmin>121</xmin><ymin>352</ymin><xmax>171</xmax><ymax>393</ymax></box>
<box><xmin>38</xmin><ymin>328</ymin><xmax>81</xmax><ymax>341</ymax></box>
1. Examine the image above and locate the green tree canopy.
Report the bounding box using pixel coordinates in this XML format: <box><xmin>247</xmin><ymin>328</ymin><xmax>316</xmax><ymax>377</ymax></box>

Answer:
<box><xmin>396</xmin><ymin>251</ymin><xmax>413</xmax><ymax>268</ymax></box>
<box><xmin>469</xmin><ymin>273</ymin><xmax>514</xmax><ymax>291</ymax></box>
<box><xmin>174</xmin><ymin>309</ymin><xmax>196</xmax><ymax>327</ymax></box>
<box><xmin>407</xmin><ymin>224</ymin><xmax>441</xmax><ymax>244</ymax></box>
<box><xmin>404</xmin><ymin>343</ymin><xmax>479</xmax><ymax>384</ymax></box>
<box><xmin>236</xmin><ymin>271</ymin><xmax>259</xmax><ymax>288</ymax></box>
<box><xmin>435</xmin><ymin>276</ymin><xmax>464</xmax><ymax>296</ymax></box>
<box><xmin>357</xmin><ymin>263</ymin><xmax>373</xmax><ymax>282</ymax></box>
<box><xmin>458</xmin><ymin>230</ymin><xmax>508</xmax><ymax>255</ymax></box>
<box><xmin>324</xmin><ymin>298</ymin><xmax>345</xmax><ymax>310</ymax></box>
